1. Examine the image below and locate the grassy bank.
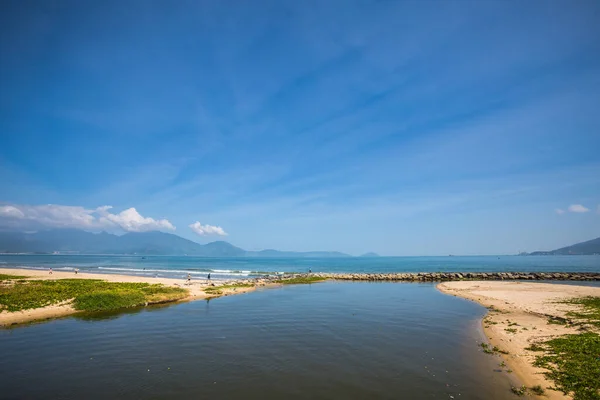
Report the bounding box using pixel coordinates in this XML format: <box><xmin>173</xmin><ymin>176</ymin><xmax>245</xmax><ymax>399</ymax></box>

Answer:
<box><xmin>527</xmin><ymin>296</ymin><xmax>600</xmax><ymax>400</ymax></box>
<box><xmin>0</xmin><ymin>279</ymin><xmax>188</xmax><ymax>313</ymax></box>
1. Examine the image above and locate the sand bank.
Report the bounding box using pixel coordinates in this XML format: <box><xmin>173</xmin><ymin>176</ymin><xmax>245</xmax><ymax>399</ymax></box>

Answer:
<box><xmin>0</xmin><ymin>268</ymin><xmax>257</xmax><ymax>327</ymax></box>
<box><xmin>438</xmin><ymin>281</ymin><xmax>600</xmax><ymax>399</ymax></box>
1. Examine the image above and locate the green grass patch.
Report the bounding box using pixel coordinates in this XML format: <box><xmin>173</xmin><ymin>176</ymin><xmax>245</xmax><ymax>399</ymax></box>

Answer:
<box><xmin>0</xmin><ymin>279</ymin><xmax>188</xmax><ymax>312</ymax></box>
<box><xmin>275</xmin><ymin>276</ymin><xmax>326</xmax><ymax>285</ymax></box>
<box><xmin>526</xmin><ymin>343</ymin><xmax>545</xmax><ymax>352</ymax></box>
<box><xmin>564</xmin><ymin>297</ymin><xmax>600</xmax><ymax>328</ymax></box>
<box><xmin>0</xmin><ymin>274</ymin><xmax>27</xmax><ymax>282</ymax></box>
<box><xmin>532</xmin><ymin>332</ymin><xmax>600</xmax><ymax>400</ymax></box>
<box><xmin>73</xmin><ymin>290</ymin><xmax>146</xmax><ymax>312</ymax></box>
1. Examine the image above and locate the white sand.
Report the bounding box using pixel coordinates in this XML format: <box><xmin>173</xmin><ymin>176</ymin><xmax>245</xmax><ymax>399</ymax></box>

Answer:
<box><xmin>438</xmin><ymin>281</ymin><xmax>600</xmax><ymax>399</ymax></box>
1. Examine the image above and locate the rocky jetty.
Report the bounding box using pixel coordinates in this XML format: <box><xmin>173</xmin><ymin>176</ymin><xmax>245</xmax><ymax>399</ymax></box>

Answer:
<box><xmin>310</xmin><ymin>271</ymin><xmax>600</xmax><ymax>282</ymax></box>
<box><xmin>231</xmin><ymin>272</ymin><xmax>600</xmax><ymax>286</ymax></box>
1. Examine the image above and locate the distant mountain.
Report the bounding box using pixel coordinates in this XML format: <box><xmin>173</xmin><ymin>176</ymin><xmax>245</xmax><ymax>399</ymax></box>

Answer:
<box><xmin>359</xmin><ymin>252</ymin><xmax>380</xmax><ymax>257</ymax></box>
<box><xmin>0</xmin><ymin>229</ymin><xmax>351</xmax><ymax>257</ymax></box>
<box><xmin>529</xmin><ymin>237</ymin><xmax>600</xmax><ymax>255</ymax></box>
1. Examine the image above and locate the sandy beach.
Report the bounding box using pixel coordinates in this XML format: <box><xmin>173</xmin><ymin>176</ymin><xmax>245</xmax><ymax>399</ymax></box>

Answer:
<box><xmin>0</xmin><ymin>268</ymin><xmax>257</xmax><ymax>326</ymax></box>
<box><xmin>438</xmin><ymin>281</ymin><xmax>600</xmax><ymax>399</ymax></box>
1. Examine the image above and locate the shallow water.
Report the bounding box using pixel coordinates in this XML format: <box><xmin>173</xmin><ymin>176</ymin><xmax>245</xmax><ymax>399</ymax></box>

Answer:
<box><xmin>1</xmin><ymin>253</ymin><xmax>598</xmax><ymax>281</ymax></box>
<box><xmin>0</xmin><ymin>282</ymin><xmax>514</xmax><ymax>399</ymax></box>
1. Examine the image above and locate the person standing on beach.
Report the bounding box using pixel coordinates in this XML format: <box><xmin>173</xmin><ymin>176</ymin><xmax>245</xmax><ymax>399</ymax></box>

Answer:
<box><xmin>207</xmin><ymin>273</ymin><xmax>211</xmax><ymax>282</ymax></box>
<box><xmin>187</xmin><ymin>273</ymin><xmax>191</xmax><ymax>285</ymax></box>
<box><xmin>49</xmin><ymin>268</ymin><xmax>52</xmax><ymax>275</ymax></box>
<box><xmin>75</xmin><ymin>268</ymin><xmax>79</xmax><ymax>275</ymax></box>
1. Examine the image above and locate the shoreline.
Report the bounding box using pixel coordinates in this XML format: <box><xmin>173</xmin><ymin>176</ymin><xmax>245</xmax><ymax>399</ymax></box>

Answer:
<box><xmin>437</xmin><ymin>281</ymin><xmax>600</xmax><ymax>399</ymax></box>
<box><xmin>0</xmin><ymin>268</ymin><xmax>260</xmax><ymax>327</ymax></box>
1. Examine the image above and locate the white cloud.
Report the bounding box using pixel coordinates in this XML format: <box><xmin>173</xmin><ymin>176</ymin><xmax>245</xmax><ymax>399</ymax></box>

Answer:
<box><xmin>567</xmin><ymin>204</ymin><xmax>589</xmax><ymax>213</ymax></box>
<box><xmin>0</xmin><ymin>203</ymin><xmax>175</xmax><ymax>232</ymax></box>
<box><xmin>189</xmin><ymin>221</ymin><xmax>228</xmax><ymax>236</ymax></box>
<box><xmin>554</xmin><ymin>208</ymin><xmax>565</xmax><ymax>215</ymax></box>
<box><xmin>96</xmin><ymin>206</ymin><xmax>175</xmax><ymax>232</ymax></box>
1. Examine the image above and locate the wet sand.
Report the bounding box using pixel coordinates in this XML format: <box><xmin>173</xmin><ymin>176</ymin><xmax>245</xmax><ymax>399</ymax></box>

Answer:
<box><xmin>438</xmin><ymin>281</ymin><xmax>600</xmax><ymax>399</ymax></box>
<box><xmin>0</xmin><ymin>268</ymin><xmax>257</xmax><ymax>326</ymax></box>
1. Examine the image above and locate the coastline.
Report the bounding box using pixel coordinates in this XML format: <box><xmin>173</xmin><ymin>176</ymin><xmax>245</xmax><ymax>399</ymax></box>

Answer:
<box><xmin>0</xmin><ymin>268</ymin><xmax>258</xmax><ymax>327</ymax></box>
<box><xmin>437</xmin><ymin>281</ymin><xmax>600</xmax><ymax>399</ymax></box>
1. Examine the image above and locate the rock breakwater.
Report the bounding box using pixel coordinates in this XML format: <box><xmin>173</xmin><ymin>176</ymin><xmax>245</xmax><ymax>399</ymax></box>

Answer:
<box><xmin>309</xmin><ymin>271</ymin><xmax>600</xmax><ymax>282</ymax></box>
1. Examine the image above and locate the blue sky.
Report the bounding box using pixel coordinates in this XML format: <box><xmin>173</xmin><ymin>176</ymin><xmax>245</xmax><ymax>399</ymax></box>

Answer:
<box><xmin>1</xmin><ymin>0</ymin><xmax>599</xmax><ymax>255</ymax></box>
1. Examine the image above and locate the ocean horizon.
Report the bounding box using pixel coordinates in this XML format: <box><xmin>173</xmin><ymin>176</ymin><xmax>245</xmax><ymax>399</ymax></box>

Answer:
<box><xmin>1</xmin><ymin>254</ymin><xmax>599</xmax><ymax>281</ymax></box>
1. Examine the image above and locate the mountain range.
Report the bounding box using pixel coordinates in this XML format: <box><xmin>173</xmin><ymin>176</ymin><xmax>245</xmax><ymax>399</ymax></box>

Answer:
<box><xmin>528</xmin><ymin>236</ymin><xmax>600</xmax><ymax>255</ymax></box>
<box><xmin>0</xmin><ymin>229</ymin><xmax>355</xmax><ymax>257</ymax></box>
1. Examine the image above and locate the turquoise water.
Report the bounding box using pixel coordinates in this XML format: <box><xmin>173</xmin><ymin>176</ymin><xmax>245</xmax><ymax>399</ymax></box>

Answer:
<box><xmin>0</xmin><ymin>282</ymin><xmax>515</xmax><ymax>399</ymax></box>
<box><xmin>1</xmin><ymin>254</ymin><xmax>598</xmax><ymax>281</ymax></box>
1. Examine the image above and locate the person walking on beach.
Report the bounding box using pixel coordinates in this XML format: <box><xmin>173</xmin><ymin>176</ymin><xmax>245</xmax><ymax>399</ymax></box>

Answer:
<box><xmin>187</xmin><ymin>273</ymin><xmax>191</xmax><ymax>285</ymax></box>
<box><xmin>49</xmin><ymin>268</ymin><xmax>52</xmax><ymax>275</ymax></box>
<box><xmin>207</xmin><ymin>273</ymin><xmax>211</xmax><ymax>282</ymax></box>
<box><xmin>75</xmin><ymin>268</ymin><xmax>79</xmax><ymax>275</ymax></box>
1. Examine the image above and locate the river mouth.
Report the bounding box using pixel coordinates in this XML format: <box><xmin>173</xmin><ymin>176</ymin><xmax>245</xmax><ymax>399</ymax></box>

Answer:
<box><xmin>0</xmin><ymin>281</ymin><xmax>514</xmax><ymax>399</ymax></box>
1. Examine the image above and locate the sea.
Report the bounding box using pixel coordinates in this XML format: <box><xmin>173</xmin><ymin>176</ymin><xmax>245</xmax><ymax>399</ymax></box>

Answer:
<box><xmin>0</xmin><ymin>254</ymin><xmax>599</xmax><ymax>281</ymax></box>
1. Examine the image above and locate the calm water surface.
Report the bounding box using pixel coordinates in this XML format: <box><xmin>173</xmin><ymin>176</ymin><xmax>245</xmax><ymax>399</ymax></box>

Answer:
<box><xmin>0</xmin><ymin>282</ymin><xmax>514</xmax><ymax>399</ymax></box>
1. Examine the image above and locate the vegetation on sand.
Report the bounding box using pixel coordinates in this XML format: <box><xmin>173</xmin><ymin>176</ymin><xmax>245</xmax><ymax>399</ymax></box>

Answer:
<box><xmin>0</xmin><ymin>279</ymin><xmax>188</xmax><ymax>313</ymax></box>
<box><xmin>510</xmin><ymin>385</ymin><xmax>527</xmax><ymax>396</ymax></box>
<box><xmin>0</xmin><ymin>274</ymin><xmax>27</xmax><ymax>282</ymax></box>
<box><xmin>529</xmin><ymin>332</ymin><xmax>600</xmax><ymax>400</ymax></box>
<box><xmin>530</xmin><ymin>385</ymin><xmax>545</xmax><ymax>395</ymax></box>
<box><xmin>275</xmin><ymin>276</ymin><xmax>326</xmax><ymax>285</ymax></box>
<box><xmin>204</xmin><ymin>283</ymin><xmax>254</xmax><ymax>296</ymax></box>
<box><xmin>479</xmin><ymin>342</ymin><xmax>509</xmax><ymax>355</ymax></box>
<box><xmin>564</xmin><ymin>297</ymin><xmax>600</xmax><ymax>327</ymax></box>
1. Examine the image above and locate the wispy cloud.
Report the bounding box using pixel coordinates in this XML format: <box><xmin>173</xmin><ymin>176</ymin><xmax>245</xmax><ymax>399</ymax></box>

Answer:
<box><xmin>0</xmin><ymin>203</ymin><xmax>175</xmax><ymax>232</ymax></box>
<box><xmin>555</xmin><ymin>208</ymin><xmax>565</xmax><ymax>215</ymax></box>
<box><xmin>189</xmin><ymin>221</ymin><xmax>227</xmax><ymax>236</ymax></box>
<box><xmin>567</xmin><ymin>204</ymin><xmax>590</xmax><ymax>213</ymax></box>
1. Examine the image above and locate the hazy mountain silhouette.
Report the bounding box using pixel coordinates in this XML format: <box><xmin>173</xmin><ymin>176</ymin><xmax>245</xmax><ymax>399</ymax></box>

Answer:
<box><xmin>0</xmin><ymin>229</ymin><xmax>351</xmax><ymax>257</ymax></box>
<box><xmin>529</xmin><ymin>237</ymin><xmax>600</xmax><ymax>255</ymax></box>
